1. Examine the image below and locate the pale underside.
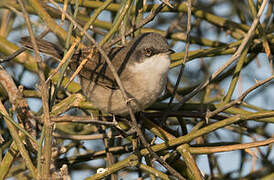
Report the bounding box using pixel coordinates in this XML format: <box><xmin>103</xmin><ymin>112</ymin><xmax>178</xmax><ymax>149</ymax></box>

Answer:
<box><xmin>82</xmin><ymin>54</ymin><xmax>170</xmax><ymax>115</ymax></box>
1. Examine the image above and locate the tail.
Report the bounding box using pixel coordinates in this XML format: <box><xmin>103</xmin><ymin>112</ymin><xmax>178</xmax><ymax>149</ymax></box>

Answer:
<box><xmin>20</xmin><ymin>37</ymin><xmax>64</xmax><ymax>59</ymax></box>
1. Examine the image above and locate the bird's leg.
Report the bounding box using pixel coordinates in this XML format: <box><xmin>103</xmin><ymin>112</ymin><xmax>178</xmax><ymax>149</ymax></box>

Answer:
<box><xmin>112</xmin><ymin>115</ymin><xmax>137</xmax><ymax>136</ymax></box>
<box><xmin>125</xmin><ymin>97</ymin><xmax>136</xmax><ymax>105</ymax></box>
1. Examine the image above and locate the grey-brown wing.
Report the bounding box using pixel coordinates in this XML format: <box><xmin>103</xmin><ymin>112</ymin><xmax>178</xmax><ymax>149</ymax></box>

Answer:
<box><xmin>21</xmin><ymin>36</ymin><xmax>126</xmax><ymax>89</ymax></box>
<box><xmin>70</xmin><ymin>47</ymin><xmax>125</xmax><ymax>89</ymax></box>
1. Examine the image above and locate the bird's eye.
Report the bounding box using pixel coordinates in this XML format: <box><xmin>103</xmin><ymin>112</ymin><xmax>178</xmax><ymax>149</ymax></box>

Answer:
<box><xmin>144</xmin><ymin>48</ymin><xmax>153</xmax><ymax>57</ymax></box>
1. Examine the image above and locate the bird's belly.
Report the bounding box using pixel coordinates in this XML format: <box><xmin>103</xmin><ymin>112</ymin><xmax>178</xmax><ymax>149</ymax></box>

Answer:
<box><xmin>81</xmin><ymin>74</ymin><xmax>166</xmax><ymax>115</ymax></box>
<box><xmin>126</xmin><ymin>72</ymin><xmax>167</xmax><ymax>111</ymax></box>
<box><xmin>80</xmin><ymin>78</ymin><xmax>136</xmax><ymax>115</ymax></box>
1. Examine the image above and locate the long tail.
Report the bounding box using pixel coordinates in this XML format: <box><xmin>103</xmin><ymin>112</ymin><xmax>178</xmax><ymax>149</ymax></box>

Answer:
<box><xmin>20</xmin><ymin>37</ymin><xmax>64</xmax><ymax>59</ymax></box>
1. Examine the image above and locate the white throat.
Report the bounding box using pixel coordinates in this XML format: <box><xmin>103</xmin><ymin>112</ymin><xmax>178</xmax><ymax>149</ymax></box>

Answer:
<box><xmin>130</xmin><ymin>53</ymin><xmax>170</xmax><ymax>76</ymax></box>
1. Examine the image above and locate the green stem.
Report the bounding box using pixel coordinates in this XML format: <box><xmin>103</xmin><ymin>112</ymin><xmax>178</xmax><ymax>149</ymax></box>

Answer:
<box><xmin>99</xmin><ymin>0</ymin><xmax>133</xmax><ymax>46</ymax></box>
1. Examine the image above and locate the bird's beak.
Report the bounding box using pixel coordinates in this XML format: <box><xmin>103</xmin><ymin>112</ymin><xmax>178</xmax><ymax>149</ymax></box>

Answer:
<box><xmin>166</xmin><ymin>49</ymin><xmax>175</xmax><ymax>55</ymax></box>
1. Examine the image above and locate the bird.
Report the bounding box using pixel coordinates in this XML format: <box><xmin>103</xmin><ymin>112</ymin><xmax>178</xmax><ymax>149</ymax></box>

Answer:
<box><xmin>21</xmin><ymin>32</ymin><xmax>173</xmax><ymax>115</ymax></box>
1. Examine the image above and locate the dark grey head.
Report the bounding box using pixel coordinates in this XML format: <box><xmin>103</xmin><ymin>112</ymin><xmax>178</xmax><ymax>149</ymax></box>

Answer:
<box><xmin>126</xmin><ymin>33</ymin><xmax>173</xmax><ymax>63</ymax></box>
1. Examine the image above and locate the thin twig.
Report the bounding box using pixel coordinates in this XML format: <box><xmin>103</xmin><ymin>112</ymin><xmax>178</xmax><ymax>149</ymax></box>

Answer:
<box><xmin>190</xmin><ymin>138</ymin><xmax>274</xmax><ymax>154</ymax></box>
<box><xmin>49</xmin><ymin>115</ymin><xmax>116</xmax><ymax>125</ymax></box>
<box><xmin>168</xmin><ymin>0</ymin><xmax>191</xmax><ymax>107</ymax></box>
<box><xmin>48</xmin><ymin>1</ymin><xmax>185</xmax><ymax>179</ymax></box>
<box><xmin>49</xmin><ymin>0</ymin><xmax>80</xmax><ymax>109</ymax></box>
<box><xmin>106</xmin><ymin>3</ymin><xmax>166</xmax><ymax>47</ymax></box>
<box><xmin>0</xmin><ymin>112</ymin><xmax>38</xmax><ymax>146</ymax></box>
<box><xmin>53</xmin><ymin>132</ymin><xmax>121</xmax><ymax>140</ymax></box>
<box><xmin>18</xmin><ymin>0</ymin><xmax>52</xmax><ymax>179</ymax></box>
<box><xmin>0</xmin><ymin>28</ymin><xmax>50</xmax><ymax>63</ymax></box>
<box><xmin>206</xmin><ymin>75</ymin><xmax>274</xmax><ymax>120</ymax></box>
<box><xmin>0</xmin><ymin>100</ymin><xmax>37</xmax><ymax>178</ymax></box>
<box><xmin>174</xmin><ymin>0</ymin><xmax>268</xmax><ymax>109</ymax></box>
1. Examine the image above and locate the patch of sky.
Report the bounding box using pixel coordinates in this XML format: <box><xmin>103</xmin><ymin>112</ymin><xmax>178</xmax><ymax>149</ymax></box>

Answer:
<box><xmin>26</xmin><ymin>98</ymin><xmax>42</xmax><ymax>112</ymax></box>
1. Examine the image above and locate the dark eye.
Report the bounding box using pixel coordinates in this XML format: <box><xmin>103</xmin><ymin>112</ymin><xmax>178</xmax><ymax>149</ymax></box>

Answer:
<box><xmin>144</xmin><ymin>48</ymin><xmax>153</xmax><ymax>57</ymax></box>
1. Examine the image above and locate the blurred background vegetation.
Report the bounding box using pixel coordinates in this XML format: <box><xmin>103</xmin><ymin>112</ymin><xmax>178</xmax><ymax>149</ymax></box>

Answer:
<box><xmin>0</xmin><ymin>0</ymin><xmax>273</xmax><ymax>179</ymax></box>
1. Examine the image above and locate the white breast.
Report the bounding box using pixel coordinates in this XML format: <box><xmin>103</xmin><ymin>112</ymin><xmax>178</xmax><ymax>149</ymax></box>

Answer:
<box><xmin>127</xmin><ymin>53</ymin><xmax>170</xmax><ymax>107</ymax></box>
